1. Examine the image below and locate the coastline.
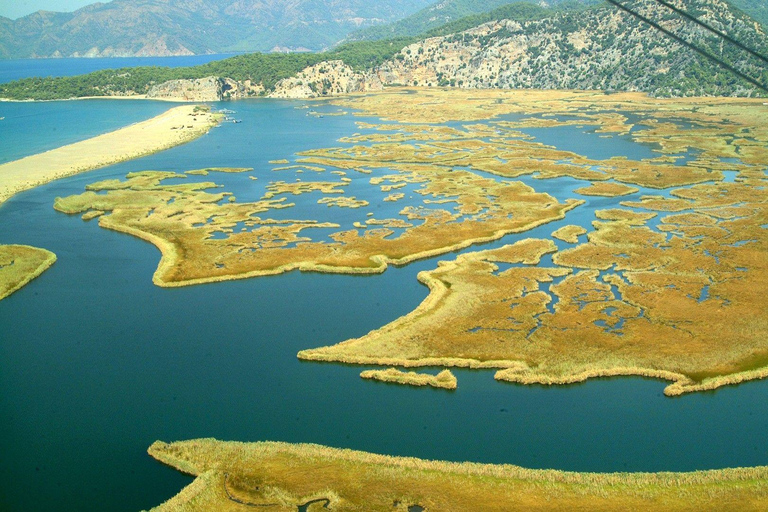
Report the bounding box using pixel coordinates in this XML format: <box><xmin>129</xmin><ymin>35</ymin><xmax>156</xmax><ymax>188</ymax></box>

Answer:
<box><xmin>0</xmin><ymin>105</ymin><xmax>221</xmax><ymax>205</ymax></box>
<box><xmin>0</xmin><ymin>94</ymin><xmax>202</xmax><ymax>103</ymax></box>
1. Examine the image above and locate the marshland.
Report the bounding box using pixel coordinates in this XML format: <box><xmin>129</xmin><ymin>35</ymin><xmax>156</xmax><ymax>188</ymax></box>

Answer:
<box><xmin>1</xmin><ymin>88</ymin><xmax>767</xmax><ymax>510</ymax></box>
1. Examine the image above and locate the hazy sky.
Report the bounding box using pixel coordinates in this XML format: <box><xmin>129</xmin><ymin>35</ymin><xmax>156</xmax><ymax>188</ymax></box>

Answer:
<box><xmin>0</xmin><ymin>0</ymin><xmax>110</xmax><ymax>20</ymax></box>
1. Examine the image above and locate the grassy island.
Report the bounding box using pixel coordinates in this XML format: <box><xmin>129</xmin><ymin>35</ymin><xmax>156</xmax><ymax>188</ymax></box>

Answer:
<box><xmin>0</xmin><ymin>245</ymin><xmax>57</xmax><ymax>300</ymax></box>
<box><xmin>360</xmin><ymin>368</ymin><xmax>457</xmax><ymax>389</ymax></box>
<box><xmin>147</xmin><ymin>439</ymin><xmax>768</xmax><ymax>511</ymax></box>
<box><xmin>54</xmin><ymin>165</ymin><xmax>579</xmax><ymax>287</ymax></box>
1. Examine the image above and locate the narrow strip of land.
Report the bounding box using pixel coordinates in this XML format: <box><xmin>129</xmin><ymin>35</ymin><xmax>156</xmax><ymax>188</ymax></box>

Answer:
<box><xmin>0</xmin><ymin>105</ymin><xmax>220</xmax><ymax>205</ymax></box>
<box><xmin>148</xmin><ymin>439</ymin><xmax>768</xmax><ymax>511</ymax></box>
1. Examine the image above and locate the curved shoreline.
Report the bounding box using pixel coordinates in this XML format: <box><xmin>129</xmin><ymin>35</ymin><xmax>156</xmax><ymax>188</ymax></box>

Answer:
<box><xmin>0</xmin><ymin>245</ymin><xmax>57</xmax><ymax>301</ymax></box>
<box><xmin>93</xmin><ymin>198</ymin><xmax>584</xmax><ymax>288</ymax></box>
<box><xmin>0</xmin><ymin>105</ymin><xmax>221</xmax><ymax>206</ymax></box>
<box><xmin>299</xmin><ymin>244</ymin><xmax>768</xmax><ymax>397</ymax></box>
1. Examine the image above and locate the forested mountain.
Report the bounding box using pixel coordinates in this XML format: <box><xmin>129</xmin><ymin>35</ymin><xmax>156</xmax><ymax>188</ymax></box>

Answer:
<box><xmin>0</xmin><ymin>0</ymin><xmax>433</xmax><ymax>59</ymax></box>
<box><xmin>1</xmin><ymin>0</ymin><xmax>765</xmax><ymax>99</ymax></box>
<box><xmin>376</xmin><ymin>0</ymin><xmax>768</xmax><ymax>97</ymax></box>
<box><xmin>729</xmin><ymin>0</ymin><xmax>768</xmax><ymax>28</ymax></box>
<box><xmin>346</xmin><ymin>0</ymin><xmax>598</xmax><ymax>41</ymax></box>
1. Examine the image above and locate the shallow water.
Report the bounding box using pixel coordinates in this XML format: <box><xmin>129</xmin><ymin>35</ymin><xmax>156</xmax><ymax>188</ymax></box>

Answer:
<box><xmin>0</xmin><ymin>99</ymin><xmax>766</xmax><ymax>512</ymax></box>
<box><xmin>0</xmin><ymin>100</ymin><xmax>175</xmax><ymax>164</ymax></box>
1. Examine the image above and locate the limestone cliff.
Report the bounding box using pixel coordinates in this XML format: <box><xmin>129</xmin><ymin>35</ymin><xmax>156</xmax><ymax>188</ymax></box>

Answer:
<box><xmin>373</xmin><ymin>0</ymin><xmax>767</xmax><ymax>97</ymax></box>
<box><xmin>146</xmin><ymin>77</ymin><xmax>263</xmax><ymax>102</ymax></box>
<box><xmin>269</xmin><ymin>60</ymin><xmax>383</xmax><ymax>98</ymax></box>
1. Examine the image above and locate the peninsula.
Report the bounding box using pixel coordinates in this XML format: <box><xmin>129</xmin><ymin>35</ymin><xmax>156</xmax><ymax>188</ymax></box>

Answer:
<box><xmin>148</xmin><ymin>439</ymin><xmax>768</xmax><ymax>511</ymax></box>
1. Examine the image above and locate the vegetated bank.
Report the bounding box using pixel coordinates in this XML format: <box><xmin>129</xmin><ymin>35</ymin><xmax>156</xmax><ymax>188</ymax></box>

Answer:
<box><xmin>147</xmin><ymin>438</ymin><xmax>768</xmax><ymax>511</ymax></box>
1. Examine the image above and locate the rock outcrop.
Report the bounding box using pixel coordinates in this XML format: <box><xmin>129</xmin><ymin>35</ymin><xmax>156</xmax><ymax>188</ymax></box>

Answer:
<box><xmin>146</xmin><ymin>77</ymin><xmax>263</xmax><ymax>102</ymax></box>
<box><xmin>269</xmin><ymin>60</ymin><xmax>383</xmax><ymax>99</ymax></box>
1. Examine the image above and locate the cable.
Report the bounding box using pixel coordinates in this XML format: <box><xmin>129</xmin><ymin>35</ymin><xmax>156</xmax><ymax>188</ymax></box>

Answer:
<box><xmin>605</xmin><ymin>0</ymin><xmax>768</xmax><ymax>93</ymax></box>
<box><xmin>651</xmin><ymin>0</ymin><xmax>768</xmax><ymax>65</ymax></box>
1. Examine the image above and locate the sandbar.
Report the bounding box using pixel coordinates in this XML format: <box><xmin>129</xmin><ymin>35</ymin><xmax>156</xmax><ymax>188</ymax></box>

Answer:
<box><xmin>0</xmin><ymin>105</ymin><xmax>221</xmax><ymax>205</ymax></box>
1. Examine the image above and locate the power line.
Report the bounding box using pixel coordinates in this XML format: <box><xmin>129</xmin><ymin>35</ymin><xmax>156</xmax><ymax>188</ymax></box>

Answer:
<box><xmin>651</xmin><ymin>0</ymin><xmax>768</xmax><ymax>65</ymax></box>
<box><xmin>605</xmin><ymin>0</ymin><xmax>768</xmax><ymax>93</ymax></box>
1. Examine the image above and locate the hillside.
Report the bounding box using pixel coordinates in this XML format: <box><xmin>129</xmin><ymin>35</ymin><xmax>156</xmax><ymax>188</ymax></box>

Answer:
<box><xmin>730</xmin><ymin>0</ymin><xmax>768</xmax><ymax>28</ymax></box>
<box><xmin>0</xmin><ymin>0</ymin><xmax>765</xmax><ymax>99</ymax></box>
<box><xmin>346</xmin><ymin>0</ymin><xmax>597</xmax><ymax>41</ymax></box>
<box><xmin>375</xmin><ymin>0</ymin><xmax>768</xmax><ymax>97</ymax></box>
<box><xmin>0</xmin><ymin>0</ymin><xmax>433</xmax><ymax>59</ymax></box>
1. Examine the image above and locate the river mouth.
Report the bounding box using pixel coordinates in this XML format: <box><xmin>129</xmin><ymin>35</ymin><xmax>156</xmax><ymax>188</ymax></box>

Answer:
<box><xmin>1</xmin><ymin>97</ymin><xmax>767</xmax><ymax>511</ymax></box>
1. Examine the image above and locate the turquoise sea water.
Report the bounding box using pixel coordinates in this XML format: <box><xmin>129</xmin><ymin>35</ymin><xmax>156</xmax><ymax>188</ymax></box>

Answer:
<box><xmin>0</xmin><ymin>99</ymin><xmax>767</xmax><ymax>511</ymax></box>
<box><xmin>0</xmin><ymin>54</ymin><xmax>236</xmax><ymax>83</ymax></box>
<box><xmin>0</xmin><ymin>100</ymin><xmax>176</xmax><ymax>164</ymax></box>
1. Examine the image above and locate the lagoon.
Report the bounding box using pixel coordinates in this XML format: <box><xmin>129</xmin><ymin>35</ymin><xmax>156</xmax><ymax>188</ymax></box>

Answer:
<box><xmin>1</xmin><ymin>99</ymin><xmax>767</xmax><ymax>511</ymax></box>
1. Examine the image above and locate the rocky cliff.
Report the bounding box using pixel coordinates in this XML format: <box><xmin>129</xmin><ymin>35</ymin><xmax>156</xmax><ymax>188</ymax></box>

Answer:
<box><xmin>269</xmin><ymin>60</ymin><xmax>383</xmax><ymax>98</ymax></box>
<box><xmin>146</xmin><ymin>76</ymin><xmax>263</xmax><ymax>101</ymax></box>
<box><xmin>373</xmin><ymin>0</ymin><xmax>768</xmax><ymax>97</ymax></box>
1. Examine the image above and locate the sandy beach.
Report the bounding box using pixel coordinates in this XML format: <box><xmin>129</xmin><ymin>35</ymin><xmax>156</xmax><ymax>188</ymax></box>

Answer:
<box><xmin>0</xmin><ymin>105</ymin><xmax>221</xmax><ymax>205</ymax></box>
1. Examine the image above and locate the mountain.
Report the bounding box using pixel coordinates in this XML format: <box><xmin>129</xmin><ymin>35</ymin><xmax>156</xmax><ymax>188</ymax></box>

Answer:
<box><xmin>729</xmin><ymin>0</ymin><xmax>768</xmax><ymax>28</ymax></box>
<box><xmin>1</xmin><ymin>0</ymin><xmax>766</xmax><ymax>99</ymax></box>
<box><xmin>345</xmin><ymin>0</ymin><xmax>598</xmax><ymax>42</ymax></box>
<box><xmin>374</xmin><ymin>0</ymin><xmax>768</xmax><ymax>97</ymax></box>
<box><xmin>0</xmin><ymin>0</ymin><xmax>434</xmax><ymax>59</ymax></box>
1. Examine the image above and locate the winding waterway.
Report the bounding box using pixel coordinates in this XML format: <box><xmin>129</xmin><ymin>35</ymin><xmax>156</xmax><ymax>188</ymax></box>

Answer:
<box><xmin>1</xmin><ymin>98</ymin><xmax>767</xmax><ymax>511</ymax></box>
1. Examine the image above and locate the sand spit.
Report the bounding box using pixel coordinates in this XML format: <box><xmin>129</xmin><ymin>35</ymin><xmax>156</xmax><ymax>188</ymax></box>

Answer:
<box><xmin>0</xmin><ymin>105</ymin><xmax>221</xmax><ymax>205</ymax></box>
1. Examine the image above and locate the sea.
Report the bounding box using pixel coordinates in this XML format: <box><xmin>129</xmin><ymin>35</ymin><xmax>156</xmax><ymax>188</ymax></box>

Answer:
<box><xmin>1</xmin><ymin>56</ymin><xmax>767</xmax><ymax>511</ymax></box>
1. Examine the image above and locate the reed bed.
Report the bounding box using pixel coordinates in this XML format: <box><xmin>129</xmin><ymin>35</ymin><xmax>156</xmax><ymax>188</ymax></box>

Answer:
<box><xmin>55</xmin><ymin>164</ymin><xmax>578</xmax><ymax>287</ymax></box>
<box><xmin>147</xmin><ymin>438</ymin><xmax>768</xmax><ymax>511</ymax></box>
<box><xmin>301</xmin><ymin>173</ymin><xmax>768</xmax><ymax>396</ymax></box>
<box><xmin>360</xmin><ymin>368</ymin><xmax>457</xmax><ymax>389</ymax></box>
<box><xmin>552</xmin><ymin>225</ymin><xmax>587</xmax><ymax>244</ymax></box>
<box><xmin>47</xmin><ymin>90</ymin><xmax>768</xmax><ymax>396</ymax></box>
<box><xmin>0</xmin><ymin>244</ymin><xmax>57</xmax><ymax>301</ymax></box>
<box><xmin>574</xmin><ymin>182</ymin><xmax>640</xmax><ymax>197</ymax></box>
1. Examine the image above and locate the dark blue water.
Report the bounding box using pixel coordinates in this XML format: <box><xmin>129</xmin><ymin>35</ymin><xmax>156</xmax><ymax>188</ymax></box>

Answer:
<box><xmin>0</xmin><ymin>54</ymin><xmax>236</xmax><ymax>84</ymax></box>
<box><xmin>1</xmin><ymin>100</ymin><xmax>766</xmax><ymax>512</ymax></box>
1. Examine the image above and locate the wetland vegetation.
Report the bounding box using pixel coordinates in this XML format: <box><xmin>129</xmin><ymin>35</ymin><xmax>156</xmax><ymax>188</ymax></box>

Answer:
<box><xmin>360</xmin><ymin>368</ymin><xmax>458</xmax><ymax>389</ymax></box>
<box><xmin>148</xmin><ymin>439</ymin><xmax>768</xmax><ymax>511</ymax></box>
<box><xmin>54</xmin><ymin>89</ymin><xmax>768</xmax><ymax>396</ymax></box>
<box><xmin>0</xmin><ymin>244</ymin><xmax>56</xmax><ymax>301</ymax></box>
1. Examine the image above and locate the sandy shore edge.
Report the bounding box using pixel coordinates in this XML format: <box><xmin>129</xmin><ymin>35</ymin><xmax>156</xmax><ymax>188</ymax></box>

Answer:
<box><xmin>0</xmin><ymin>104</ymin><xmax>221</xmax><ymax>206</ymax></box>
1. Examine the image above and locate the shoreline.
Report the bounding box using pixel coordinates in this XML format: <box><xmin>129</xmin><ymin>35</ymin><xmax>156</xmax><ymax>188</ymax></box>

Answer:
<box><xmin>0</xmin><ymin>94</ymin><xmax>196</xmax><ymax>103</ymax></box>
<box><xmin>0</xmin><ymin>105</ymin><xmax>221</xmax><ymax>205</ymax></box>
